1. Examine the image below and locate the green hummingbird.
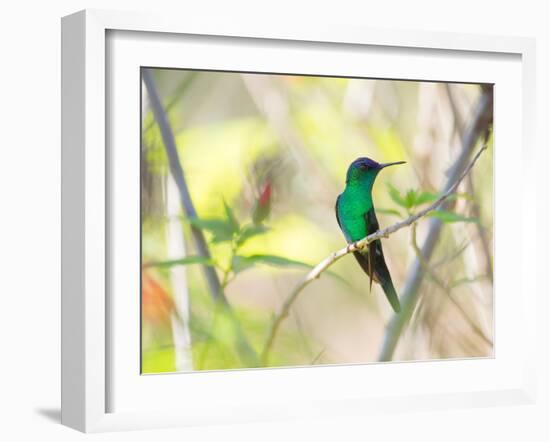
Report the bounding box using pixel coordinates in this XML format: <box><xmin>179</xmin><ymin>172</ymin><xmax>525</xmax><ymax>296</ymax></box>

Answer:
<box><xmin>336</xmin><ymin>157</ymin><xmax>406</xmax><ymax>313</ymax></box>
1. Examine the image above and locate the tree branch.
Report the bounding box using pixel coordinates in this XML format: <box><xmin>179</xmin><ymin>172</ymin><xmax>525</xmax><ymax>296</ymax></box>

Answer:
<box><xmin>142</xmin><ymin>69</ymin><xmax>225</xmax><ymax>304</ymax></box>
<box><xmin>378</xmin><ymin>86</ymin><xmax>493</xmax><ymax>361</ymax></box>
<box><xmin>142</xmin><ymin>69</ymin><xmax>260</xmax><ymax>367</ymax></box>
<box><xmin>261</xmin><ymin>143</ymin><xmax>488</xmax><ymax>365</ymax></box>
<box><xmin>445</xmin><ymin>83</ymin><xmax>494</xmax><ymax>284</ymax></box>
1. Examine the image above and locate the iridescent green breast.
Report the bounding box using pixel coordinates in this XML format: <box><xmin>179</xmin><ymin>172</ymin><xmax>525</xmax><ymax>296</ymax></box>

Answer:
<box><xmin>336</xmin><ymin>185</ymin><xmax>373</xmax><ymax>242</ymax></box>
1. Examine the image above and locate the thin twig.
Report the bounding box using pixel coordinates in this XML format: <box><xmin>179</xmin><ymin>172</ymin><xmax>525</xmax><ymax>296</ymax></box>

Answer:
<box><xmin>410</xmin><ymin>224</ymin><xmax>492</xmax><ymax>347</ymax></box>
<box><xmin>432</xmin><ymin>241</ymin><xmax>470</xmax><ymax>269</ymax></box>
<box><xmin>310</xmin><ymin>349</ymin><xmax>325</xmax><ymax>365</ymax></box>
<box><xmin>467</xmin><ymin>175</ymin><xmax>494</xmax><ymax>283</ymax></box>
<box><xmin>260</xmin><ymin>144</ymin><xmax>488</xmax><ymax>365</ymax></box>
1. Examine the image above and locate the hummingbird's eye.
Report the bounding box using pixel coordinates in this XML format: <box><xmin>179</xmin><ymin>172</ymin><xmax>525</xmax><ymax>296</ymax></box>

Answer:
<box><xmin>360</xmin><ymin>163</ymin><xmax>369</xmax><ymax>171</ymax></box>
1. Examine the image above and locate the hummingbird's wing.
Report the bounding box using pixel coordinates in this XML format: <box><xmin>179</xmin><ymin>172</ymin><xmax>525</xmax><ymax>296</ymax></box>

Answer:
<box><xmin>335</xmin><ymin>194</ymin><xmax>343</xmax><ymax>230</ymax></box>
<box><xmin>353</xmin><ymin>249</ymin><xmax>379</xmax><ymax>291</ymax></box>
<box><xmin>362</xmin><ymin>209</ymin><xmax>401</xmax><ymax>313</ymax></box>
<box><xmin>337</xmin><ymin>194</ymin><xmax>379</xmax><ymax>290</ymax></box>
<box><xmin>352</xmin><ymin>208</ymin><xmax>380</xmax><ymax>292</ymax></box>
<box><xmin>335</xmin><ymin>194</ymin><xmax>352</xmax><ymax>243</ymax></box>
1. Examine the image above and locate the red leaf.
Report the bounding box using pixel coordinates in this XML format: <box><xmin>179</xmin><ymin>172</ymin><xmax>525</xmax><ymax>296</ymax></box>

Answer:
<box><xmin>259</xmin><ymin>183</ymin><xmax>272</xmax><ymax>207</ymax></box>
<box><xmin>142</xmin><ymin>272</ymin><xmax>174</xmax><ymax>326</ymax></box>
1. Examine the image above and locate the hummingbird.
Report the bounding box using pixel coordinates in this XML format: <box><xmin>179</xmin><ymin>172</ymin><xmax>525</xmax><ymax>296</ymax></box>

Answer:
<box><xmin>335</xmin><ymin>157</ymin><xmax>406</xmax><ymax>313</ymax></box>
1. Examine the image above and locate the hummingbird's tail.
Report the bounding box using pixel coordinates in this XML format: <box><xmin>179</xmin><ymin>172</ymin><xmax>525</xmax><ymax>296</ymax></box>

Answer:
<box><xmin>380</xmin><ymin>277</ymin><xmax>401</xmax><ymax>314</ymax></box>
<box><xmin>352</xmin><ymin>248</ymin><xmax>402</xmax><ymax>313</ymax></box>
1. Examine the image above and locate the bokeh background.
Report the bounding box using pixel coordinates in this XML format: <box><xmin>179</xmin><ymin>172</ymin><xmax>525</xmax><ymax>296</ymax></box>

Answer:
<box><xmin>141</xmin><ymin>69</ymin><xmax>493</xmax><ymax>373</ymax></box>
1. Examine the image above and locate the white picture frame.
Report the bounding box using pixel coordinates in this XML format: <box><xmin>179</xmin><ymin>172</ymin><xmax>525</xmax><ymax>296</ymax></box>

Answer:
<box><xmin>61</xmin><ymin>9</ymin><xmax>537</xmax><ymax>433</ymax></box>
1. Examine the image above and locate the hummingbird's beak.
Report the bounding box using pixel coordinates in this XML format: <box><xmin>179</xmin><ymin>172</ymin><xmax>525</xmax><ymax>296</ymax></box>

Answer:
<box><xmin>379</xmin><ymin>161</ymin><xmax>406</xmax><ymax>169</ymax></box>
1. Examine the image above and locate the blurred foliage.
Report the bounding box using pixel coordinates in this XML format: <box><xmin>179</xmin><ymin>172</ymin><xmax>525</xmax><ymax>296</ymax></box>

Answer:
<box><xmin>141</xmin><ymin>69</ymin><xmax>494</xmax><ymax>372</ymax></box>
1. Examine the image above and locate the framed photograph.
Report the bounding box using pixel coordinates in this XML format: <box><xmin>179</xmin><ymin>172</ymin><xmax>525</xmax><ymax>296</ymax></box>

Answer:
<box><xmin>61</xmin><ymin>9</ymin><xmax>537</xmax><ymax>432</ymax></box>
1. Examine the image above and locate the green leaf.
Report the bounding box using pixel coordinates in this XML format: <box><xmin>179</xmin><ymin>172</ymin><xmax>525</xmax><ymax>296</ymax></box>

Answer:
<box><xmin>387</xmin><ymin>183</ymin><xmax>407</xmax><ymax>208</ymax></box>
<box><xmin>415</xmin><ymin>191</ymin><xmax>472</xmax><ymax>206</ymax></box>
<box><xmin>414</xmin><ymin>191</ymin><xmax>439</xmax><ymax>206</ymax></box>
<box><xmin>248</xmin><ymin>254</ymin><xmax>313</xmax><ymax>267</ymax></box>
<box><xmin>188</xmin><ymin>217</ymin><xmax>235</xmax><ymax>242</ymax></box>
<box><xmin>376</xmin><ymin>208</ymin><xmax>403</xmax><ymax>217</ymax></box>
<box><xmin>145</xmin><ymin>256</ymin><xmax>215</xmax><ymax>268</ymax></box>
<box><xmin>231</xmin><ymin>255</ymin><xmax>255</xmax><ymax>273</ymax></box>
<box><xmin>230</xmin><ymin>254</ymin><xmax>350</xmax><ymax>286</ymax></box>
<box><xmin>222</xmin><ymin>199</ymin><xmax>240</xmax><ymax>233</ymax></box>
<box><xmin>428</xmin><ymin>210</ymin><xmax>478</xmax><ymax>223</ymax></box>
<box><xmin>404</xmin><ymin>189</ymin><xmax>418</xmax><ymax>209</ymax></box>
<box><xmin>232</xmin><ymin>254</ymin><xmax>313</xmax><ymax>274</ymax></box>
<box><xmin>235</xmin><ymin>224</ymin><xmax>269</xmax><ymax>247</ymax></box>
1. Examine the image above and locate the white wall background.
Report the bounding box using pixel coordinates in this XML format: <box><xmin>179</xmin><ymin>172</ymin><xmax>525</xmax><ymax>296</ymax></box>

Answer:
<box><xmin>0</xmin><ymin>1</ymin><xmax>547</xmax><ymax>440</ymax></box>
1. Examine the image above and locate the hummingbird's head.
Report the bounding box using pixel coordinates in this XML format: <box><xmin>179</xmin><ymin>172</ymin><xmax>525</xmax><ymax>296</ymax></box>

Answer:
<box><xmin>346</xmin><ymin>157</ymin><xmax>406</xmax><ymax>186</ymax></box>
